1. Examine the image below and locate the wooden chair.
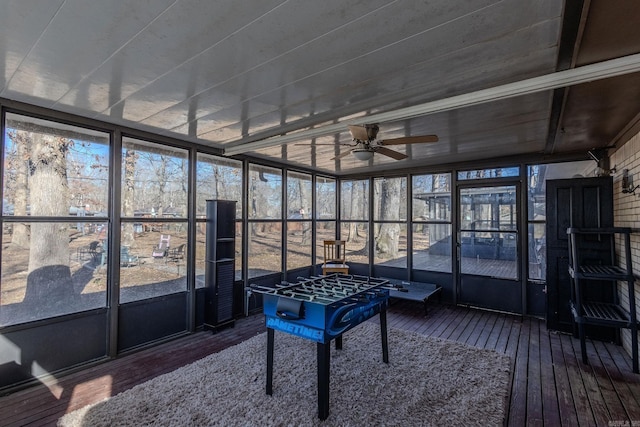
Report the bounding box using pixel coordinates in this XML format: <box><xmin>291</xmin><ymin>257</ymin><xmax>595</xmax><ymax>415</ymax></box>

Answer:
<box><xmin>322</xmin><ymin>240</ymin><xmax>349</xmax><ymax>275</ymax></box>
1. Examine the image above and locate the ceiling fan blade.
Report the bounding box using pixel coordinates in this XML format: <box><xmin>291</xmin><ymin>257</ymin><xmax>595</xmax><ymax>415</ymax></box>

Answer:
<box><xmin>330</xmin><ymin>150</ymin><xmax>353</xmax><ymax>161</ymax></box>
<box><xmin>348</xmin><ymin>125</ymin><xmax>369</xmax><ymax>141</ymax></box>
<box><xmin>380</xmin><ymin>135</ymin><xmax>438</xmax><ymax>145</ymax></box>
<box><xmin>293</xmin><ymin>143</ymin><xmax>352</xmax><ymax>146</ymax></box>
<box><xmin>375</xmin><ymin>146</ymin><xmax>408</xmax><ymax>160</ymax></box>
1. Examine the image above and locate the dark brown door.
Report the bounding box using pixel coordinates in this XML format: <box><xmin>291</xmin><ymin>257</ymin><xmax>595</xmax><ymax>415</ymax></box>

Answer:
<box><xmin>545</xmin><ymin>176</ymin><xmax>613</xmax><ymax>333</ymax></box>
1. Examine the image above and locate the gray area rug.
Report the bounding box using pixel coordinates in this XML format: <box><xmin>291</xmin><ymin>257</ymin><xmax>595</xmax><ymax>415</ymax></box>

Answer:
<box><xmin>58</xmin><ymin>322</ymin><xmax>511</xmax><ymax>426</ymax></box>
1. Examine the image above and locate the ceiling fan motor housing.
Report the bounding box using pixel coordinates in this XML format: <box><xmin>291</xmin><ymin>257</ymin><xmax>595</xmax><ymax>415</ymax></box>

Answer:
<box><xmin>365</xmin><ymin>124</ymin><xmax>380</xmax><ymax>141</ymax></box>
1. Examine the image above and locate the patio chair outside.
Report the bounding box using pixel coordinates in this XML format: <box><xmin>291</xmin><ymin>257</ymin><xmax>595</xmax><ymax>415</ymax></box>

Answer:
<box><xmin>152</xmin><ymin>234</ymin><xmax>171</xmax><ymax>258</ymax></box>
<box><xmin>121</xmin><ymin>246</ymin><xmax>139</xmax><ymax>267</ymax></box>
<box><xmin>167</xmin><ymin>243</ymin><xmax>186</xmax><ymax>263</ymax></box>
<box><xmin>77</xmin><ymin>240</ymin><xmax>101</xmax><ymax>262</ymax></box>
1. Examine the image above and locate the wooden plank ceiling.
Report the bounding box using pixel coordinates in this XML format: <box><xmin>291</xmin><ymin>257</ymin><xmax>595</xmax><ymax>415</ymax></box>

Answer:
<box><xmin>1</xmin><ymin>0</ymin><xmax>639</xmax><ymax>175</ymax></box>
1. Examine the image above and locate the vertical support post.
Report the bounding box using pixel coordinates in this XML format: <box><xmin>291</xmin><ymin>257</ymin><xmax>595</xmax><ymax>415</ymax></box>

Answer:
<box><xmin>380</xmin><ymin>304</ymin><xmax>389</xmax><ymax>363</ymax></box>
<box><xmin>266</xmin><ymin>328</ymin><xmax>274</xmax><ymax>395</ymax></box>
<box><xmin>317</xmin><ymin>342</ymin><xmax>331</xmax><ymax>420</ymax></box>
<box><xmin>335</xmin><ymin>335</ymin><xmax>342</xmax><ymax>350</ymax></box>
<box><xmin>578</xmin><ymin>321</ymin><xmax>588</xmax><ymax>364</ymax></box>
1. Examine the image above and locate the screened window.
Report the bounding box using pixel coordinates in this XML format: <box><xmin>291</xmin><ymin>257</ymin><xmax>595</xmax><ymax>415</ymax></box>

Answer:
<box><xmin>248</xmin><ymin>222</ymin><xmax>282</xmax><ymax>278</ymax></box>
<box><xmin>121</xmin><ymin>137</ymin><xmax>188</xmax><ymax>218</ymax></box>
<box><xmin>287</xmin><ymin>171</ymin><xmax>312</xmax><ymax>269</ymax></box>
<box><xmin>341</xmin><ymin>180</ymin><xmax>369</xmax><ymax>221</ymax></box>
<box><xmin>195</xmin><ymin>154</ymin><xmax>243</xmax><ymax>286</ymax></box>
<box><xmin>119</xmin><ymin>222</ymin><xmax>188</xmax><ymax>303</ymax></box>
<box><xmin>412</xmin><ymin>173</ymin><xmax>451</xmax><ymax>221</ymax></box>
<box><xmin>287</xmin><ymin>172</ymin><xmax>312</xmax><ymax>219</ymax></box>
<box><xmin>1</xmin><ymin>113</ymin><xmax>110</xmax><ymax>326</ymax></box>
<box><xmin>412</xmin><ymin>173</ymin><xmax>452</xmax><ymax>273</ymax></box>
<box><xmin>3</xmin><ymin>113</ymin><xmax>110</xmax><ymax>217</ymax></box>
<box><xmin>341</xmin><ymin>179</ymin><xmax>370</xmax><ymax>265</ymax></box>
<box><xmin>287</xmin><ymin>222</ymin><xmax>312</xmax><ymax>270</ymax></box>
<box><xmin>120</xmin><ymin>137</ymin><xmax>189</xmax><ymax>302</ymax></box>
<box><xmin>195</xmin><ymin>154</ymin><xmax>242</xmax><ymax>218</ymax></box>
<box><xmin>248</xmin><ymin>164</ymin><xmax>282</xmax><ymax>219</ymax></box>
<box><xmin>315</xmin><ymin>176</ymin><xmax>336</xmax><ymax>220</ymax></box>
<box><xmin>315</xmin><ymin>176</ymin><xmax>336</xmax><ymax>266</ymax></box>
<box><xmin>315</xmin><ymin>221</ymin><xmax>336</xmax><ymax>265</ymax></box>
<box><xmin>248</xmin><ymin>164</ymin><xmax>282</xmax><ymax>278</ymax></box>
<box><xmin>457</xmin><ymin>167</ymin><xmax>519</xmax><ymax>180</ymax></box>
<box><xmin>373</xmin><ymin>177</ymin><xmax>407</xmax><ymax>267</ymax></box>
<box><xmin>340</xmin><ymin>224</ymin><xmax>369</xmax><ymax>265</ymax></box>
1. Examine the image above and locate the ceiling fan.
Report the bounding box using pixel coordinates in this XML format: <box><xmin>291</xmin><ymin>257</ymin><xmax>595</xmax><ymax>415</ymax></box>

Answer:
<box><xmin>334</xmin><ymin>124</ymin><xmax>438</xmax><ymax>161</ymax></box>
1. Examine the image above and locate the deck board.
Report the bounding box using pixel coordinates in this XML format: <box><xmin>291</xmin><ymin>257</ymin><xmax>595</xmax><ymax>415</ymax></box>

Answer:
<box><xmin>550</xmin><ymin>330</ymin><xmax>580</xmax><ymax>427</ymax></box>
<box><xmin>560</xmin><ymin>333</ymin><xmax>597</xmax><ymax>426</ymax></box>
<box><xmin>569</xmin><ymin>334</ymin><xmax>611</xmax><ymax>425</ymax></box>
<box><xmin>472</xmin><ymin>311</ymin><xmax>496</xmax><ymax>348</ymax></box>
<box><xmin>594</xmin><ymin>340</ymin><xmax>640</xmax><ymax>422</ymax></box>
<box><xmin>484</xmin><ymin>313</ymin><xmax>507</xmax><ymax>351</ymax></box>
<box><xmin>539</xmin><ymin>323</ymin><xmax>562</xmax><ymax>426</ymax></box>
<box><xmin>526</xmin><ymin>319</ymin><xmax>543</xmax><ymax>427</ymax></box>
<box><xmin>508</xmin><ymin>316</ymin><xmax>528</xmax><ymax>426</ymax></box>
<box><xmin>587</xmin><ymin>342</ymin><xmax>629</xmax><ymax>422</ymax></box>
<box><xmin>1</xmin><ymin>302</ymin><xmax>639</xmax><ymax>426</ymax></box>
<box><xmin>458</xmin><ymin>310</ymin><xmax>483</xmax><ymax>345</ymax></box>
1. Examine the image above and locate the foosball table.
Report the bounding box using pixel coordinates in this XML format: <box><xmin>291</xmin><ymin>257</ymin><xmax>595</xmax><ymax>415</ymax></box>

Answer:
<box><xmin>251</xmin><ymin>274</ymin><xmax>391</xmax><ymax>420</ymax></box>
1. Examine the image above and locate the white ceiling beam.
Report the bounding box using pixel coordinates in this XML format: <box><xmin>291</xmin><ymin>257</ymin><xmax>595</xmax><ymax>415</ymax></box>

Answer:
<box><xmin>223</xmin><ymin>53</ymin><xmax>640</xmax><ymax>156</ymax></box>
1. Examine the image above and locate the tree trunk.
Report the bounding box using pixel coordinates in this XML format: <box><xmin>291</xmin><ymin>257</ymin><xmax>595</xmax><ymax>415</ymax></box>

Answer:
<box><xmin>180</xmin><ymin>158</ymin><xmax>188</xmax><ymax>217</ymax></box>
<box><xmin>345</xmin><ymin>182</ymin><xmax>358</xmax><ymax>242</ymax></box>
<box><xmin>25</xmin><ymin>134</ymin><xmax>73</xmax><ymax>305</ymax></box>
<box><xmin>299</xmin><ymin>179</ymin><xmax>311</xmax><ymax>245</ymax></box>
<box><xmin>8</xmin><ymin>131</ymin><xmax>30</xmax><ymax>247</ymax></box>
<box><xmin>358</xmin><ymin>181</ymin><xmax>369</xmax><ymax>256</ymax></box>
<box><xmin>375</xmin><ymin>179</ymin><xmax>401</xmax><ymax>258</ymax></box>
<box><xmin>214</xmin><ymin>164</ymin><xmax>221</xmax><ymax>199</ymax></box>
<box><xmin>122</xmin><ymin>149</ymin><xmax>137</xmax><ymax>246</ymax></box>
<box><xmin>156</xmin><ymin>155</ymin><xmax>167</xmax><ymax>217</ymax></box>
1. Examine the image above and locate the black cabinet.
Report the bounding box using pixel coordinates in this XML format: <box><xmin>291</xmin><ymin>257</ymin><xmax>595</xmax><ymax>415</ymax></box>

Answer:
<box><xmin>568</xmin><ymin>227</ymin><xmax>638</xmax><ymax>373</ymax></box>
<box><xmin>204</xmin><ymin>200</ymin><xmax>237</xmax><ymax>331</ymax></box>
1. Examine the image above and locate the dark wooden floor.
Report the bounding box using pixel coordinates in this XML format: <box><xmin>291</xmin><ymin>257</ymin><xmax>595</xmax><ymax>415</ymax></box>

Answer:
<box><xmin>2</xmin><ymin>301</ymin><xmax>640</xmax><ymax>426</ymax></box>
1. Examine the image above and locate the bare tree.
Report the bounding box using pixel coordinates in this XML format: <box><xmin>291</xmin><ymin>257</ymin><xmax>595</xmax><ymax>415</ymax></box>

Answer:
<box><xmin>25</xmin><ymin>134</ymin><xmax>73</xmax><ymax>303</ymax></box>
<box><xmin>299</xmin><ymin>178</ymin><xmax>311</xmax><ymax>245</ymax></box>
<box><xmin>122</xmin><ymin>149</ymin><xmax>137</xmax><ymax>246</ymax></box>
<box><xmin>5</xmin><ymin>131</ymin><xmax>30</xmax><ymax>247</ymax></box>
<box><xmin>213</xmin><ymin>163</ymin><xmax>222</xmax><ymax>199</ymax></box>
<box><xmin>155</xmin><ymin>155</ymin><xmax>168</xmax><ymax>216</ymax></box>
<box><xmin>375</xmin><ymin>178</ymin><xmax>401</xmax><ymax>258</ymax></box>
<box><xmin>178</xmin><ymin>158</ymin><xmax>188</xmax><ymax>217</ymax></box>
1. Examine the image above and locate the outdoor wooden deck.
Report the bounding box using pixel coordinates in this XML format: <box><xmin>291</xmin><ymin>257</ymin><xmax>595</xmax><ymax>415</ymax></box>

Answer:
<box><xmin>1</xmin><ymin>301</ymin><xmax>639</xmax><ymax>426</ymax></box>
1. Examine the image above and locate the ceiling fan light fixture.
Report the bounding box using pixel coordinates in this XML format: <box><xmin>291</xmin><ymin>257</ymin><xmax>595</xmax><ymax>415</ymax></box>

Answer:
<box><xmin>352</xmin><ymin>149</ymin><xmax>374</xmax><ymax>161</ymax></box>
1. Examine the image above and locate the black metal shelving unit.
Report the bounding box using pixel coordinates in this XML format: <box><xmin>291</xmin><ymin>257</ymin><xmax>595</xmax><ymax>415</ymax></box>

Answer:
<box><xmin>568</xmin><ymin>227</ymin><xmax>639</xmax><ymax>373</ymax></box>
<box><xmin>204</xmin><ymin>200</ymin><xmax>237</xmax><ymax>331</ymax></box>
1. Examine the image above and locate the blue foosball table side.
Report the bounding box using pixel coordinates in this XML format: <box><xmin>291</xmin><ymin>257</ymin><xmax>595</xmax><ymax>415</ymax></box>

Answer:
<box><xmin>254</xmin><ymin>274</ymin><xmax>390</xmax><ymax>420</ymax></box>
